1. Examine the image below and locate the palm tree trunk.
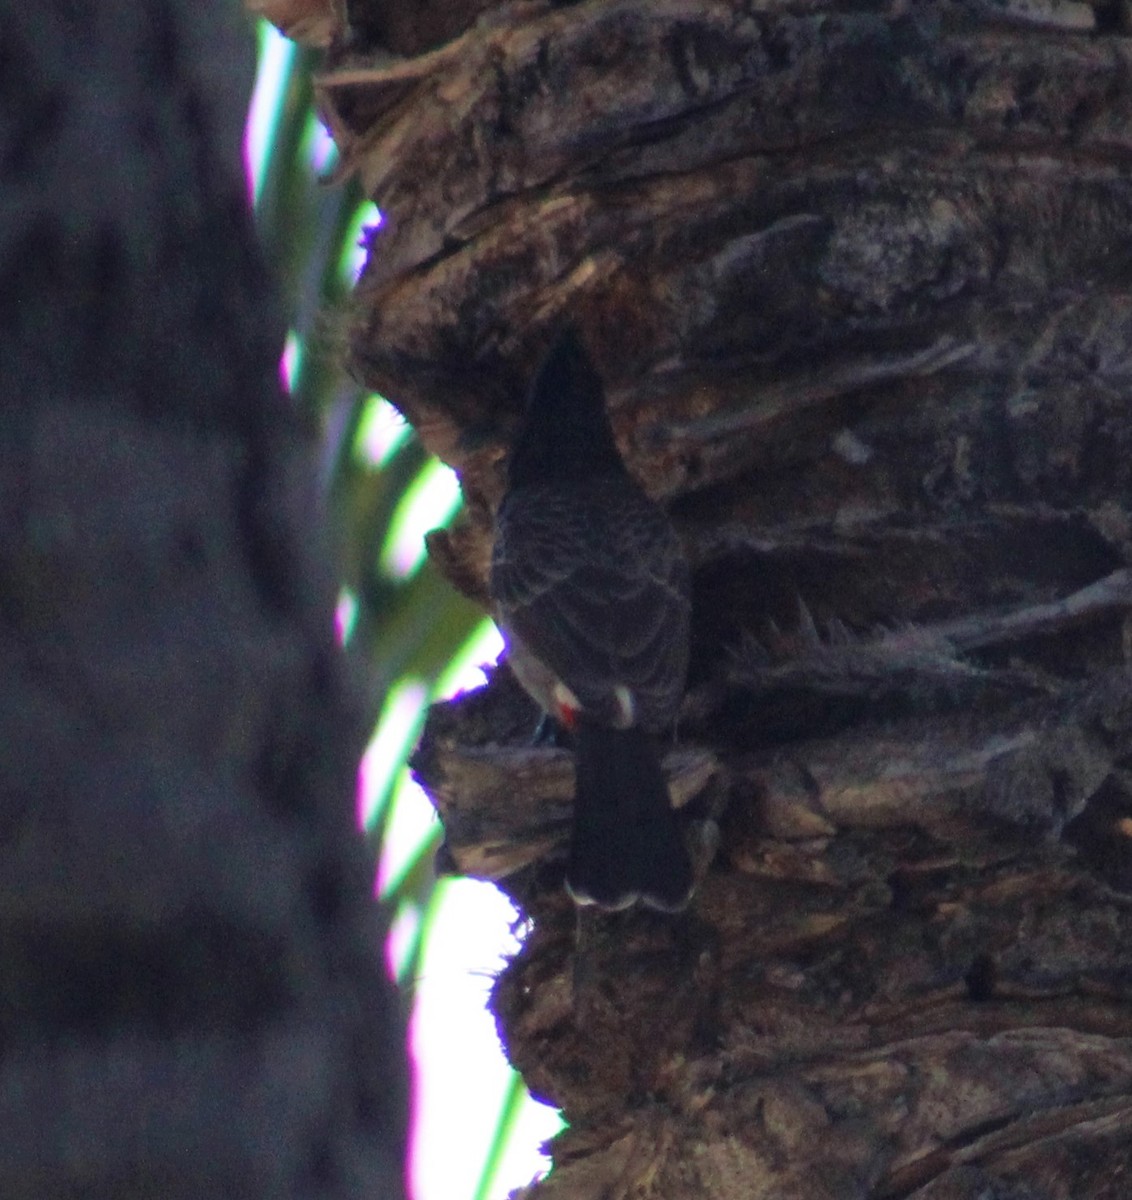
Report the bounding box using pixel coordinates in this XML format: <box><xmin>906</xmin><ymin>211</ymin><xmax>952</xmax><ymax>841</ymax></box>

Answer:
<box><xmin>306</xmin><ymin>0</ymin><xmax>1132</xmax><ymax>1194</ymax></box>
<box><xmin>1</xmin><ymin>5</ymin><xmax>405</xmax><ymax>1197</ymax></box>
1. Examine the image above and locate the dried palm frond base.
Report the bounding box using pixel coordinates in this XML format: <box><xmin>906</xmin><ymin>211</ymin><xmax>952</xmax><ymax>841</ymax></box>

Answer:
<box><xmin>257</xmin><ymin>0</ymin><xmax>1132</xmax><ymax>1194</ymax></box>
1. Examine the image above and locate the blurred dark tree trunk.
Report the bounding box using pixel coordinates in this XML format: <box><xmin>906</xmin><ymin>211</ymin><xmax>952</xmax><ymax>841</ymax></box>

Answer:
<box><xmin>287</xmin><ymin>0</ymin><xmax>1132</xmax><ymax>1196</ymax></box>
<box><xmin>0</xmin><ymin>5</ymin><xmax>404</xmax><ymax>1198</ymax></box>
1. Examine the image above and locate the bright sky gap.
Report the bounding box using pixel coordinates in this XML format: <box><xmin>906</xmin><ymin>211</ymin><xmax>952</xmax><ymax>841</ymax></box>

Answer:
<box><xmin>246</xmin><ymin>23</ymin><xmax>562</xmax><ymax>1200</ymax></box>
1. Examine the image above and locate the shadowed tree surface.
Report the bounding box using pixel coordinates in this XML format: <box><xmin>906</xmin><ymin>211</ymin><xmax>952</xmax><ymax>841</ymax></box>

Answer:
<box><xmin>268</xmin><ymin>0</ymin><xmax>1132</xmax><ymax>1196</ymax></box>
<box><xmin>0</xmin><ymin>5</ymin><xmax>405</xmax><ymax>1198</ymax></box>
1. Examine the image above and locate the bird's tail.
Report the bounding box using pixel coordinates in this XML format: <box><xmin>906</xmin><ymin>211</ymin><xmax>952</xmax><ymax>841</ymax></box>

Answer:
<box><xmin>567</xmin><ymin>723</ymin><xmax>694</xmax><ymax>912</ymax></box>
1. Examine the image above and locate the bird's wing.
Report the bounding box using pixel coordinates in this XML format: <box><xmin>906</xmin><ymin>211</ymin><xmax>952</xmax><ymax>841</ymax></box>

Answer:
<box><xmin>491</xmin><ymin>481</ymin><xmax>690</xmax><ymax>729</ymax></box>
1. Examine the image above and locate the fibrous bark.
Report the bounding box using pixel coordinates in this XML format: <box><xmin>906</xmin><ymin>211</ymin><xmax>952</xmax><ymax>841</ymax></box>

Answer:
<box><xmin>278</xmin><ymin>0</ymin><xmax>1132</xmax><ymax>1196</ymax></box>
<box><xmin>0</xmin><ymin>5</ymin><xmax>404</xmax><ymax>1198</ymax></box>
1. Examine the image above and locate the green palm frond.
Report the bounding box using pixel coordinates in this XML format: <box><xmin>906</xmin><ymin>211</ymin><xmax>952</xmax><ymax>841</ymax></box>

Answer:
<box><xmin>248</xmin><ymin>21</ymin><xmax>561</xmax><ymax>1199</ymax></box>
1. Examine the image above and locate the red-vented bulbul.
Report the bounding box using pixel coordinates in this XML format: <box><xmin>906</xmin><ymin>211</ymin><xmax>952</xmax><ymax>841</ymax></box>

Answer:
<box><xmin>490</xmin><ymin>331</ymin><xmax>694</xmax><ymax>911</ymax></box>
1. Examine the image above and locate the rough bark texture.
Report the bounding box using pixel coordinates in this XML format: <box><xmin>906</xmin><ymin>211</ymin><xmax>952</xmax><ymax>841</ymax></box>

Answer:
<box><xmin>292</xmin><ymin>0</ymin><xmax>1132</xmax><ymax>1196</ymax></box>
<box><xmin>0</xmin><ymin>5</ymin><xmax>404</xmax><ymax>1198</ymax></box>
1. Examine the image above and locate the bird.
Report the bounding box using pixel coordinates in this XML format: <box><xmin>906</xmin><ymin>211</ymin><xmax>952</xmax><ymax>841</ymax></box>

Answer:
<box><xmin>489</xmin><ymin>329</ymin><xmax>694</xmax><ymax>911</ymax></box>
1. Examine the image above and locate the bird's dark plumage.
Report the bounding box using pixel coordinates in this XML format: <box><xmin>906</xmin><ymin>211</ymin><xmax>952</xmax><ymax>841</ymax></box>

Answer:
<box><xmin>491</xmin><ymin>331</ymin><xmax>693</xmax><ymax>910</ymax></box>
